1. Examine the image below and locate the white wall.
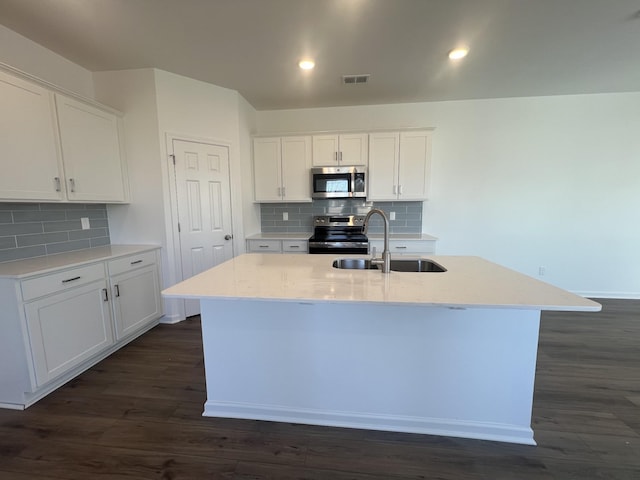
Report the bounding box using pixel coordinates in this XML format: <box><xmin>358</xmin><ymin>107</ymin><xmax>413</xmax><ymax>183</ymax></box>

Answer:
<box><xmin>238</xmin><ymin>95</ymin><xmax>260</xmax><ymax>236</ymax></box>
<box><xmin>256</xmin><ymin>94</ymin><xmax>640</xmax><ymax>298</ymax></box>
<box><xmin>0</xmin><ymin>24</ymin><xmax>94</xmax><ymax>98</ymax></box>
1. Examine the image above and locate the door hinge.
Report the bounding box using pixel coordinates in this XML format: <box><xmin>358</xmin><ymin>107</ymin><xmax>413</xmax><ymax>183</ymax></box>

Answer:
<box><xmin>170</xmin><ymin>154</ymin><xmax>176</xmax><ymax>165</ymax></box>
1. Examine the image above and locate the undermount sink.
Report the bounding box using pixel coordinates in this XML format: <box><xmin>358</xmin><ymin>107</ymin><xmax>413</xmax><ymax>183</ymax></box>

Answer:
<box><xmin>332</xmin><ymin>258</ymin><xmax>447</xmax><ymax>273</ymax></box>
<box><xmin>332</xmin><ymin>258</ymin><xmax>378</xmax><ymax>270</ymax></box>
<box><xmin>389</xmin><ymin>259</ymin><xmax>446</xmax><ymax>273</ymax></box>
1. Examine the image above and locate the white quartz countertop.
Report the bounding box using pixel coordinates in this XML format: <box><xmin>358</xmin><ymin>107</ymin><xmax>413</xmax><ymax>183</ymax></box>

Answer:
<box><xmin>162</xmin><ymin>253</ymin><xmax>600</xmax><ymax>312</ymax></box>
<box><xmin>0</xmin><ymin>245</ymin><xmax>161</xmax><ymax>278</ymax></box>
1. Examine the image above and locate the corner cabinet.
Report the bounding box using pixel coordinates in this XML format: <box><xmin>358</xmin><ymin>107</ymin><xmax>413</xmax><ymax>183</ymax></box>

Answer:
<box><xmin>253</xmin><ymin>136</ymin><xmax>312</xmax><ymax>202</ymax></box>
<box><xmin>0</xmin><ymin>246</ymin><xmax>162</xmax><ymax>409</ymax></box>
<box><xmin>368</xmin><ymin>130</ymin><xmax>433</xmax><ymax>201</ymax></box>
<box><xmin>0</xmin><ymin>68</ymin><xmax>128</xmax><ymax>203</ymax></box>
<box><xmin>54</xmin><ymin>94</ymin><xmax>128</xmax><ymax>202</ymax></box>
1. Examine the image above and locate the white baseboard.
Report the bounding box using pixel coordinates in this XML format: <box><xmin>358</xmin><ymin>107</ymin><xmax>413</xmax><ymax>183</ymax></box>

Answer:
<box><xmin>573</xmin><ymin>291</ymin><xmax>640</xmax><ymax>300</ymax></box>
<box><xmin>159</xmin><ymin>313</ymin><xmax>185</xmax><ymax>324</ymax></box>
<box><xmin>203</xmin><ymin>401</ymin><xmax>536</xmax><ymax>446</ymax></box>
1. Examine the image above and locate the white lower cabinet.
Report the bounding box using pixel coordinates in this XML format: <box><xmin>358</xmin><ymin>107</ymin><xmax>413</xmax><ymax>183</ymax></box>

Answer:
<box><xmin>0</xmin><ymin>246</ymin><xmax>162</xmax><ymax>409</ymax></box>
<box><xmin>369</xmin><ymin>238</ymin><xmax>436</xmax><ymax>256</ymax></box>
<box><xmin>246</xmin><ymin>238</ymin><xmax>309</xmax><ymax>254</ymax></box>
<box><xmin>108</xmin><ymin>252</ymin><xmax>162</xmax><ymax>340</ymax></box>
<box><xmin>25</xmin><ymin>279</ymin><xmax>114</xmax><ymax>387</ymax></box>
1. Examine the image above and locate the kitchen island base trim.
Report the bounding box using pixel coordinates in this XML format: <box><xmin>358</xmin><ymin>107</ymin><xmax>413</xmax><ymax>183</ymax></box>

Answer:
<box><xmin>203</xmin><ymin>401</ymin><xmax>535</xmax><ymax>445</ymax></box>
<box><xmin>199</xmin><ymin>299</ymin><xmax>540</xmax><ymax>445</ymax></box>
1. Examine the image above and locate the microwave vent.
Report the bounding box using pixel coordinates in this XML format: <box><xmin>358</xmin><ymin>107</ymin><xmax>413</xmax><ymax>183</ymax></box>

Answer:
<box><xmin>342</xmin><ymin>74</ymin><xmax>370</xmax><ymax>85</ymax></box>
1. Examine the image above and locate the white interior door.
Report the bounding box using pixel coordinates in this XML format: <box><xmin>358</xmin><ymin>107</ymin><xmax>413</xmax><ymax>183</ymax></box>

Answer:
<box><xmin>173</xmin><ymin>139</ymin><xmax>234</xmax><ymax>317</ymax></box>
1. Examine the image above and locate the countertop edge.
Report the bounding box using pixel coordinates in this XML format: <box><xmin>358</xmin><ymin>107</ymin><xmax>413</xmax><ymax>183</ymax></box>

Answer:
<box><xmin>0</xmin><ymin>244</ymin><xmax>161</xmax><ymax>278</ymax></box>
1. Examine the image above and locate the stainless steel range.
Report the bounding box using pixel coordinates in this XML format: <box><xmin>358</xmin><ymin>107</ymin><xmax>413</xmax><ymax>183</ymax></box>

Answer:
<box><xmin>308</xmin><ymin>215</ymin><xmax>369</xmax><ymax>254</ymax></box>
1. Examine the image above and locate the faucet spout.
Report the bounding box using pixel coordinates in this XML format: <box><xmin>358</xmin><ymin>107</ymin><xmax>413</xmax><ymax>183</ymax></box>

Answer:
<box><xmin>363</xmin><ymin>208</ymin><xmax>391</xmax><ymax>273</ymax></box>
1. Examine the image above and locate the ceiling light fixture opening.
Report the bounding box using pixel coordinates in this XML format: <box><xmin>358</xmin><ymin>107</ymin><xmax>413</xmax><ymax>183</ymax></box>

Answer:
<box><xmin>448</xmin><ymin>48</ymin><xmax>469</xmax><ymax>60</ymax></box>
<box><xmin>299</xmin><ymin>59</ymin><xmax>315</xmax><ymax>70</ymax></box>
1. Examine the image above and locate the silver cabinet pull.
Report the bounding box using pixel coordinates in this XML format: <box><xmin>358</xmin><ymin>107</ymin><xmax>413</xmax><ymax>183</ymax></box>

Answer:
<box><xmin>54</xmin><ymin>177</ymin><xmax>61</xmax><ymax>192</ymax></box>
<box><xmin>62</xmin><ymin>276</ymin><xmax>81</xmax><ymax>284</ymax></box>
<box><xmin>282</xmin><ymin>186</ymin><xmax>286</xmax><ymax>197</ymax></box>
<box><xmin>398</xmin><ymin>184</ymin><xmax>403</xmax><ymax>195</ymax></box>
<box><xmin>289</xmin><ymin>245</ymin><xmax>300</xmax><ymax>248</ymax></box>
<box><xmin>339</xmin><ymin>151</ymin><xmax>343</xmax><ymax>162</ymax></box>
<box><xmin>114</xmin><ymin>284</ymin><xmax>120</xmax><ymax>297</ymax></box>
<box><xmin>69</xmin><ymin>178</ymin><xmax>76</xmax><ymax>192</ymax></box>
<box><xmin>102</xmin><ymin>288</ymin><xmax>109</xmax><ymax>301</ymax></box>
<box><xmin>395</xmin><ymin>246</ymin><xmax>408</xmax><ymax>249</ymax></box>
<box><xmin>393</xmin><ymin>185</ymin><xmax>397</xmax><ymax>195</ymax></box>
<box><xmin>130</xmin><ymin>259</ymin><xmax>143</xmax><ymax>265</ymax></box>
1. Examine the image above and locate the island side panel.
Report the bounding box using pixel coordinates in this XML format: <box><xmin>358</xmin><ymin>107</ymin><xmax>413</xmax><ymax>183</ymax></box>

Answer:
<box><xmin>199</xmin><ymin>299</ymin><xmax>541</xmax><ymax>445</ymax></box>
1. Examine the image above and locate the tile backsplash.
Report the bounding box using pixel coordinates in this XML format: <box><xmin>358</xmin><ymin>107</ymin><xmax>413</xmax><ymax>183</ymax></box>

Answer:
<box><xmin>260</xmin><ymin>200</ymin><xmax>423</xmax><ymax>234</ymax></box>
<box><xmin>0</xmin><ymin>203</ymin><xmax>110</xmax><ymax>263</ymax></box>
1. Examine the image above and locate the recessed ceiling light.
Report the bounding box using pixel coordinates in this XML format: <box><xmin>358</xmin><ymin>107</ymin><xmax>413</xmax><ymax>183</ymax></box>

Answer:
<box><xmin>448</xmin><ymin>48</ymin><xmax>469</xmax><ymax>60</ymax></box>
<box><xmin>299</xmin><ymin>59</ymin><xmax>315</xmax><ymax>70</ymax></box>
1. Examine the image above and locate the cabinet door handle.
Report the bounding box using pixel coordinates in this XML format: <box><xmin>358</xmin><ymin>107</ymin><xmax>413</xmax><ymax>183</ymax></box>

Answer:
<box><xmin>114</xmin><ymin>284</ymin><xmax>120</xmax><ymax>297</ymax></box>
<box><xmin>395</xmin><ymin>246</ymin><xmax>408</xmax><ymax>249</ymax></box>
<box><xmin>339</xmin><ymin>151</ymin><xmax>343</xmax><ymax>162</ymax></box>
<box><xmin>62</xmin><ymin>276</ymin><xmax>81</xmax><ymax>284</ymax></box>
<box><xmin>398</xmin><ymin>184</ymin><xmax>403</xmax><ymax>195</ymax></box>
<box><xmin>54</xmin><ymin>177</ymin><xmax>61</xmax><ymax>192</ymax></box>
<box><xmin>393</xmin><ymin>185</ymin><xmax>397</xmax><ymax>195</ymax></box>
<box><xmin>259</xmin><ymin>245</ymin><xmax>269</xmax><ymax>248</ymax></box>
<box><xmin>282</xmin><ymin>186</ymin><xmax>286</xmax><ymax>197</ymax></box>
<box><xmin>130</xmin><ymin>259</ymin><xmax>143</xmax><ymax>265</ymax></box>
<box><xmin>335</xmin><ymin>152</ymin><xmax>338</xmax><ymax>162</ymax></box>
<box><xmin>102</xmin><ymin>288</ymin><xmax>109</xmax><ymax>302</ymax></box>
<box><xmin>289</xmin><ymin>245</ymin><xmax>300</xmax><ymax>248</ymax></box>
<box><xmin>69</xmin><ymin>178</ymin><xmax>76</xmax><ymax>193</ymax></box>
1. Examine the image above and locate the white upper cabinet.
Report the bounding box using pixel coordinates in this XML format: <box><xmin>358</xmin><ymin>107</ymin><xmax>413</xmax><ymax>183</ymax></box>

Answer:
<box><xmin>253</xmin><ymin>136</ymin><xmax>312</xmax><ymax>203</ymax></box>
<box><xmin>0</xmin><ymin>70</ymin><xmax>65</xmax><ymax>201</ymax></box>
<box><xmin>312</xmin><ymin>133</ymin><xmax>368</xmax><ymax>166</ymax></box>
<box><xmin>55</xmin><ymin>94</ymin><xmax>128</xmax><ymax>202</ymax></box>
<box><xmin>368</xmin><ymin>130</ymin><xmax>432</xmax><ymax>201</ymax></box>
<box><xmin>0</xmin><ymin>68</ymin><xmax>129</xmax><ymax>203</ymax></box>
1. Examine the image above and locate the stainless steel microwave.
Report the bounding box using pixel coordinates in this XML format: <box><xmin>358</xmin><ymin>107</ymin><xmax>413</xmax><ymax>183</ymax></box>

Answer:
<box><xmin>311</xmin><ymin>166</ymin><xmax>367</xmax><ymax>199</ymax></box>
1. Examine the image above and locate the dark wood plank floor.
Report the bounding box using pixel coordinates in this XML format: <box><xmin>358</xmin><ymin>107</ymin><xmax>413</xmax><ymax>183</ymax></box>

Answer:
<box><xmin>1</xmin><ymin>298</ymin><xmax>639</xmax><ymax>479</ymax></box>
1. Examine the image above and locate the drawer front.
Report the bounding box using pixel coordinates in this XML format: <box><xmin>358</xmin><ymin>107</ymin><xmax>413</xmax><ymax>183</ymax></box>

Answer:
<box><xmin>21</xmin><ymin>263</ymin><xmax>106</xmax><ymax>301</ymax></box>
<box><xmin>108</xmin><ymin>250</ymin><xmax>158</xmax><ymax>276</ymax></box>
<box><xmin>282</xmin><ymin>240</ymin><xmax>308</xmax><ymax>253</ymax></box>
<box><xmin>247</xmin><ymin>240</ymin><xmax>282</xmax><ymax>253</ymax></box>
<box><xmin>370</xmin><ymin>239</ymin><xmax>436</xmax><ymax>255</ymax></box>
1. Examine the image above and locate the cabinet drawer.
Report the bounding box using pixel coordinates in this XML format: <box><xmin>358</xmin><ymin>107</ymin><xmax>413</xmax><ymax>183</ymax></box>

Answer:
<box><xmin>108</xmin><ymin>250</ymin><xmax>157</xmax><ymax>276</ymax></box>
<box><xmin>282</xmin><ymin>240</ymin><xmax>308</xmax><ymax>253</ymax></box>
<box><xmin>21</xmin><ymin>263</ymin><xmax>106</xmax><ymax>301</ymax></box>
<box><xmin>247</xmin><ymin>240</ymin><xmax>282</xmax><ymax>253</ymax></box>
<box><xmin>370</xmin><ymin>239</ymin><xmax>436</xmax><ymax>255</ymax></box>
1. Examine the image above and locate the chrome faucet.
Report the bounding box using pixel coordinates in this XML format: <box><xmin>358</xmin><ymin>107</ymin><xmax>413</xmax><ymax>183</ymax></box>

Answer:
<box><xmin>363</xmin><ymin>208</ymin><xmax>391</xmax><ymax>273</ymax></box>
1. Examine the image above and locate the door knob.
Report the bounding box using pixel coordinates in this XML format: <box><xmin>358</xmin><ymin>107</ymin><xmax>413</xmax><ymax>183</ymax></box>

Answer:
<box><xmin>224</xmin><ymin>234</ymin><xmax>233</xmax><ymax>240</ymax></box>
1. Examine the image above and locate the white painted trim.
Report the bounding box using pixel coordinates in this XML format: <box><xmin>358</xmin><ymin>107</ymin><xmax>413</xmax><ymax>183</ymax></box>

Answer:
<box><xmin>572</xmin><ymin>291</ymin><xmax>640</xmax><ymax>300</ymax></box>
<box><xmin>164</xmin><ymin>132</ymin><xmax>240</xmax><ymax>320</ymax></box>
<box><xmin>203</xmin><ymin>401</ymin><xmax>536</xmax><ymax>446</ymax></box>
<box><xmin>158</xmin><ymin>313</ymin><xmax>184</xmax><ymax>325</ymax></box>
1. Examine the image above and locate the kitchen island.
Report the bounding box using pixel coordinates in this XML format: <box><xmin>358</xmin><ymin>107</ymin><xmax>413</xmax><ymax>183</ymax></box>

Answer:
<box><xmin>162</xmin><ymin>253</ymin><xmax>600</xmax><ymax>445</ymax></box>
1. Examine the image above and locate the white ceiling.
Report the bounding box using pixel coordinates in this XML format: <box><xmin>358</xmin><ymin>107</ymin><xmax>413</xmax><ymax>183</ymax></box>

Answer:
<box><xmin>1</xmin><ymin>0</ymin><xmax>639</xmax><ymax>110</ymax></box>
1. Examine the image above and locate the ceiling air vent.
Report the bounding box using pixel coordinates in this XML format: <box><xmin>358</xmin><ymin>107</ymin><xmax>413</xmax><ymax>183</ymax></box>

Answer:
<box><xmin>342</xmin><ymin>74</ymin><xmax>370</xmax><ymax>85</ymax></box>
